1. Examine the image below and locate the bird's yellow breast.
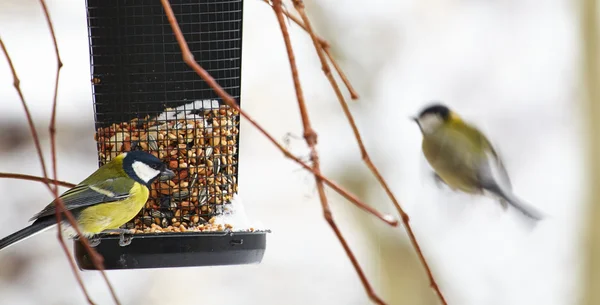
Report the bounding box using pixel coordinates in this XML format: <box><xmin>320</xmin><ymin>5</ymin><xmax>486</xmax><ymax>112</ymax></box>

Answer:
<box><xmin>421</xmin><ymin>126</ymin><xmax>482</xmax><ymax>194</ymax></box>
<box><xmin>77</xmin><ymin>183</ymin><xmax>149</xmax><ymax>234</ymax></box>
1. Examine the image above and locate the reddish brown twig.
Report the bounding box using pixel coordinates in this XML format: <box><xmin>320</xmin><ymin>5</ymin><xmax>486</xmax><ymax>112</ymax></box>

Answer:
<box><xmin>37</xmin><ymin>3</ymin><xmax>120</xmax><ymax>302</ymax></box>
<box><xmin>38</xmin><ymin>0</ymin><xmax>64</xmax><ymax>214</ymax></box>
<box><xmin>0</xmin><ymin>173</ymin><xmax>75</xmax><ymax>188</ymax></box>
<box><xmin>40</xmin><ymin>0</ymin><xmax>64</xmax><ymax>244</ymax></box>
<box><xmin>272</xmin><ymin>1</ymin><xmax>386</xmax><ymax>304</ymax></box>
<box><xmin>261</xmin><ymin>0</ymin><xmax>358</xmax><ymax>100</ymax></box>
<box><xmin>38</xmin><ymin>0</ymin><xmax>63</xmax><ymax>192</ymax></box>
<box><xmin>34</xmin><ymin>3</ymin><xmax>88</xmax><ymax>304</ymax></box>
<box><xmin>159</xmin><ymin>0</ymin><xmax>398</xmax><ymax>227</ymax></box>
<box><xmin>290</xmin><ymin>1</ymin><xmax>447</xmax><ymax>304</ymax></box>
<box><xmin>38</xmin><ymin>0</ymin><xmax>68</xmax><ymax>267</ymax></box>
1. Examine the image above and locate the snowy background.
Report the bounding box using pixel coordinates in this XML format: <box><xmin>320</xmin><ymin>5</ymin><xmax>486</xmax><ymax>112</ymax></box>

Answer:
<box><xmin>0</xmin><ymin>0</ymin><xmax>585</xmax><ymax>304</ymax></box>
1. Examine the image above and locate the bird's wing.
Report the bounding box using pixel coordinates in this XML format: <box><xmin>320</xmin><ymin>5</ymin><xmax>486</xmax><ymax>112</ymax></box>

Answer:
<box><xmin>479</xmin><ymin>135</ymin><xmax>513</xmax><ymax>192</ymax></box>
<box><xmin>454</xmin><ymin>122</ymin><xmax>511</xmax><ymax>190</ymax></box>
<box><xmin>30</xmin><ymin>177</ymin><xmax>136</xmax><ymax>221</ymax></box>
<box><xmin>453</xmin><ymin>124</ymin><xmax>512</xmax><ymax>209</ymax></box>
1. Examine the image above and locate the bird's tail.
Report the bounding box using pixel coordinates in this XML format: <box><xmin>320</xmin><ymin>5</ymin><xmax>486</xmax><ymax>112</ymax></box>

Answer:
<box><xmin>490</xmin><ymin>186</ymin><xmax>544</xmax><ymax>221</ymax></box>
<box><xmin>0</xmin><ymin>218</ymin><xmax>56</xmax><ymax>251</ymax></box>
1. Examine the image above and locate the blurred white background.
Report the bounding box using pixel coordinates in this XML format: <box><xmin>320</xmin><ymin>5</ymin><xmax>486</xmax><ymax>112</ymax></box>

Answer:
<box><xmin>0</xmin><ymin>0</ymin><xmax>585</xmax><ymax>304</ymax></box>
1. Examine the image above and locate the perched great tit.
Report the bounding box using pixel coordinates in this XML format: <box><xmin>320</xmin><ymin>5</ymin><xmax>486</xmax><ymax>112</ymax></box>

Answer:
<box><xmin>0</xmin><ymin>151</ymin><xmax>175</xmax><ymax>250</ymax></box>
<box><xmin>412</xmin><ymin>103</ymin><xmax>544</xmax><ymax>221</ymax></box>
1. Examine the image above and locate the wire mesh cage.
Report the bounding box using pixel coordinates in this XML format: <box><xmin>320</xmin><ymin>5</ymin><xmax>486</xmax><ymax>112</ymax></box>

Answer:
<box><xmin>74</xmin><ymin>0</ymin><xmax>268</xmax><ymax>270</ymax></box>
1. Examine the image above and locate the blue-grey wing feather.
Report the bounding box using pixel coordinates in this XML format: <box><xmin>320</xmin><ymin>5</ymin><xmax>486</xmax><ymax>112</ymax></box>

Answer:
<box><xmin>30</xmin><ymin>177</ymin><xmax>133</xmax><ymax>221</ymax></box>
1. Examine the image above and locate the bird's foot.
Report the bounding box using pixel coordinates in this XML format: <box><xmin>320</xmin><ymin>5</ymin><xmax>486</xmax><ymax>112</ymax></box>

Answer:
<box><xmin>88</xmin><ymin>236</ymin><xmax>101</xmax><ymax>247</ymax></box>
<box><xmin>119</xmin><ymin>233</ymin><xmax>133</xmax><ymax>247</ymax></box>
<box><xmin>103</xmin><ymin>229</ymin><xmax>134</xmax><ymax>247</ymax></box>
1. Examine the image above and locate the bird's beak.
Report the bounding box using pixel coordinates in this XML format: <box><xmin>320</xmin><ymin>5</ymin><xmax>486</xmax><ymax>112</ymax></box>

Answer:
<box><xmin>410</xmin><ymin>116</ymin><xmax>423</xmax><ymax>133</ymax></box>
<box><xmin>160</xmin><ymin>168</ymin><xmax>176</xmax><ymax>180</ymax></box>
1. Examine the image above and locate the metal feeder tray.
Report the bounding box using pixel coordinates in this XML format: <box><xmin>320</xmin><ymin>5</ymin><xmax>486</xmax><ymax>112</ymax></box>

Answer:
<box><xmin>74</xmin><ymin>230</ymin><xmax>269</xmax><ymax>270</ymax></box>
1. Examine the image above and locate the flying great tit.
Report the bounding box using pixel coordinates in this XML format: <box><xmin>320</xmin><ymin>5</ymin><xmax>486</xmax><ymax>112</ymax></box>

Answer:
<box><xmin>412</xmin><ymin>103</ymin><xmax>544</xmax><ymax>221</ymax></box>
<box><xmin>0</xmin><ymin>150</ymin><xmax>175</xmax><ymax>250</ymax></box>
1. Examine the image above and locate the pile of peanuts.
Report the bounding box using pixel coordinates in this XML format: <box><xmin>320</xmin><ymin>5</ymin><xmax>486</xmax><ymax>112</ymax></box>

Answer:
<box><xmin>94</xmin><ymin>102</ymin><xmax>239</xmax><ymax>232</ymax></box>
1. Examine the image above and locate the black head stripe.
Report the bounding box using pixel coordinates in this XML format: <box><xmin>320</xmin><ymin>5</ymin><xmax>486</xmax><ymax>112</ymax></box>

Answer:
<box><xmin>418</xmin><ymin>103</ymin><xmax>450</xmax><ymax>120</ymax></box>
<box><xmin>122</xmin><ymin>151</ymin><xmax>165</xmax><ymax>186</ymax></box>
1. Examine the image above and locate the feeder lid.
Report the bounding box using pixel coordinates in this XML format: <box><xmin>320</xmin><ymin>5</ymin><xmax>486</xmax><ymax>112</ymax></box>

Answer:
<box><xmin>74</xmin><ymin>231</ymin><xmax>269</xmax><ymax>270</ymax></box>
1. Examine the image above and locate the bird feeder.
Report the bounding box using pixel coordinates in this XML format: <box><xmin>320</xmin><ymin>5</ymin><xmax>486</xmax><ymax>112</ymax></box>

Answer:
<box><xmin>75</xmin><ymin>0</ymin><xmax>268</xmax><ymax>270</ymax></box>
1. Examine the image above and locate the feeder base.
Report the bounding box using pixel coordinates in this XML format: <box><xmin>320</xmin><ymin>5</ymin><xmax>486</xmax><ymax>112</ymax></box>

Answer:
<box><xmin>74</xmin><ymin>231</ymin><xmax>268</xmax><ymax>270</ymax></box>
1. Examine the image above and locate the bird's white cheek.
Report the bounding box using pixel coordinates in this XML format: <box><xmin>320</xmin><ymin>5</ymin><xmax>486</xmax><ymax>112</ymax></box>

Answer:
<box><xmin>418</xmin><ymin>116</ymin><xmax>442</xmax><ymax>134</ymax></box>
<box><xmin>132</xmin><ymin>161</ymin><xmax>161</xmax><ymax>183</ymax></box>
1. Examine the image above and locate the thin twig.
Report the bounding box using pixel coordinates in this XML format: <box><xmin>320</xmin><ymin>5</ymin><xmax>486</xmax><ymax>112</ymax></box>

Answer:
<box><xmin>38</xmin><ymin>0</ymin><xmax>63</xmax><ymax>192</ymax></box>
<box><xmin>0</xmin><ymin>173</ymin><xmax>75</xmax><ymax>188</ymax></box>
<box><xmin>261</xmin><ymin>0</ymin><xmax>358</xmax><ymax>99</ymax></box>
<box><xmin>35</xmin><ymin>2</ymin><xmax>76</xmax><ymax>303</ymax></box>
<box><xmin>272</xmin><ymin>1</ymin><xmax>387</xmax><ymax>304</ymax></box>
<box><xmin>38</xmin><ymin>4</ymin><xmax>119</xmax><ymax>301</ymax></box>
<box><xmin>159</xmin><ymin>0</ymin><xmax>398</xmax><ymax>227</ymax></box>
<box><xmin>38</xmin><ymin>0</ymin><xmax>64</xmax><ymax>205</ymax></box>
<box><xmin>38</xmin><ymin>1</ymin><xmax>121</xmax><ymax>299</ymax></box>
<box><xmin>0</xmin><ymin>36</ymin><xmax>120</xmax><ymax>305</ymax></box>
<box><xmin>290</xmin><ymin>1</ymin><xmax>447</xmax><ymax>304</ymax></box>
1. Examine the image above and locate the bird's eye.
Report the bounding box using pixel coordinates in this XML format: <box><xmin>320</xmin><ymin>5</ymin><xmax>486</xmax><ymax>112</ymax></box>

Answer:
<box><xmin>150</xmin><ymin>164</ymin><xmax>160</xmax><ymax>170</ymax></box>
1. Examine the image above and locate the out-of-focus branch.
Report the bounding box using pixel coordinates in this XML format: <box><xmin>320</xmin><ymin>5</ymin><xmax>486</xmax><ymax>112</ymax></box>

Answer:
<box><xmin>273</xmin><ymin>0</ymin><xmax>387</xmax><ymax>303</ymax></box>
<box><xmin>287</xmin><ymin>1</ymin><xmax>446</xmax><ymax>303</ymax></box>
<box><xmin>38</xmin><ymin>0</ymin><xmax>63</xmax><ymax>192</ymax></box>
<box><xmin>580</xmin><ymin>0</ymin><xmax>600</xmax><ymax>304</ymax></box>
<box><xmin>33</xmin><ymin>2</ymin><xmax>108</xmax><ymax>303</ymax></box>
<box><xmin>38</xmin><ymin>0</ymin><xmax>66</xmax><ymax>259</ymax></box>
<box><xmin>261</xmin><ymin>0</ymin><xmax>358</xmax><ymax>99</ymax></box>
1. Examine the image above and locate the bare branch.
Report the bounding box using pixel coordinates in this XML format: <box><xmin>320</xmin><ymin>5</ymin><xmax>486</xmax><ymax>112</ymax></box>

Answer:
<box><xmin>34</xmin><ymin>2</ymin><xmax>82</xmax><ymax>303</ymax></box>
<box><xmin>38</xmin><ymin>0</ymin><xmax>63</xmax><ymax>190</ymax></box>
<box><xmin>38</xmin><ymin>0</ymin><xmax>64</xmax><ymax>198</ymax></box>
<box><xmin>36</xmin><ymin>1</ymin><xmax>122</xmax><ymax>302</ymax></box>
<box><xmin>272</xmin><ymin>1</ymin><xmax>387</xmax><ymax>303</ymax></box>
<box><xmin>289</xmin><ymin>1</ymin><xmax>448</xmax><ymax>304</ymax></box>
